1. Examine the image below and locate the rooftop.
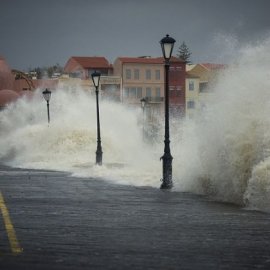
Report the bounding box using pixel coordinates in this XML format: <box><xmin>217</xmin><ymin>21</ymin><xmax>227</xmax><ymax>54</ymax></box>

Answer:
<box><xmin>116</xmin><ymin>56</ymin><xmax>185</xmax><ymax>64</ymax></box>
<box><xmin>65</xmin><ymin>57</ymin><xmax>111</xmax><ymax>70</ymax></box>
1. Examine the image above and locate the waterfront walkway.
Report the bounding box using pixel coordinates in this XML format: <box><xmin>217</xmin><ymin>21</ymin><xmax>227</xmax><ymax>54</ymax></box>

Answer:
<box><xmin>0</xmin><ymin>165</ymin><xmax>270</xmax><ymax>269</ymax></box>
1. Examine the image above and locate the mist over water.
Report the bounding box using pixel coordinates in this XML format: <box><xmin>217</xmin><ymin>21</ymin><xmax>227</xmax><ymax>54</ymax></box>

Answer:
<box><xmin>1</xmin><ymin>37</ymin><xmax>270</xmax><ymax>211</ymax></box>
<box><xmin>173</xmin><ymin>37</ymin><xmax>270</xmax><ymax>212</ymax></box>
<box><xmin>0</xmin><ymin>88</ymin><xmax>161</xmax><ymax>187</ymax></box>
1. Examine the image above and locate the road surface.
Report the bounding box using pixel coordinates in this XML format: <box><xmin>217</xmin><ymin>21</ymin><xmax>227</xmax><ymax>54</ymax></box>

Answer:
<box><xmin>0</xmin><ymin>164</ymin><xmax>270</xmax><ymax>269</ymax></box>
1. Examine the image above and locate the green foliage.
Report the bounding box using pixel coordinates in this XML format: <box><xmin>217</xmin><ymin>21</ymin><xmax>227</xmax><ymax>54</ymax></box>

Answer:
<box><xmin>177</xmin><ymin>42</ymin><xmax>192</xmax><ymax>63</ymax></box>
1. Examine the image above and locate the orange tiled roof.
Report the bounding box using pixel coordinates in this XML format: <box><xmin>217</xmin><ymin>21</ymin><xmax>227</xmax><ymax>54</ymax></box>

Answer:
<box><xmin>71</xmin><ymin>57</ymin><xmax>110</xmax><ymax>68</ymax></box>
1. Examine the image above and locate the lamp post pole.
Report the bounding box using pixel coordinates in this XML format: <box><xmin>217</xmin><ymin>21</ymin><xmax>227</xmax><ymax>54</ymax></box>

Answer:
<box><xmin>160</xmin><ymin>34</ymin><xmax>175</xmax><ymax>189</ymax></box>
<box><xmin>46</xmin><ymin>101</ymin><xmax>50</xmax><ymax>124</ymax></box>
<box><xmin>140</xmin><ymin>97</ymin><xmax>147</xmax><ymax>141</ymax></box>
<box><xmin>42</xmin><ymin>88</ymin><xmax>51</xmax><ymax>125</ymax></box>
<box><xmin>92</xmin><ymin>71</ymin><xmax>103</xmax><ymax>166</ymax></box>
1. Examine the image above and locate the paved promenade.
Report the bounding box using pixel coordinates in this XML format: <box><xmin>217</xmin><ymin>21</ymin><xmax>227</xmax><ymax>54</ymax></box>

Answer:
<box><xmin>0</xmin><ymin>164</ymin><xmax>270</xmax><ymax>269</ymax></box>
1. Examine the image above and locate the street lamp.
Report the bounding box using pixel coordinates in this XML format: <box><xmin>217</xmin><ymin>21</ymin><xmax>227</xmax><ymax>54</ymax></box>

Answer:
<box><xmin>141</xmin><ymin>97</ymin><xmax>147</xmax><ymax>109</ymax></box>
<box><xmin>160</xmin><ymin>34</ymin><xmax>175</xmax><ymax>189</ymax></box>
<box><xmin>140</xmin><ymin>97</ymin><xmax>148</xmax><ymax>141</ymax></box>
<box><xmin>91</xmin><ymin>71</ymin><xmax>103</xmax><ymax>166</ymax></box>
<box><xmin>42</xmin><ymin>88</ymin><xmax>51</xmax><ymax>124</ymax></box>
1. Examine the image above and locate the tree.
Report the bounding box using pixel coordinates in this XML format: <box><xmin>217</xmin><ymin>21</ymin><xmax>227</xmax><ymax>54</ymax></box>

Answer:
<box><xmin>177</xmin><ymin>42</ymin><xmax>192</xmax><ymax>63</ymax></box>
<box><xmin>47</xmin><ymin>63</ymin><xmax>63</xmax><ymax>78</ymax></box>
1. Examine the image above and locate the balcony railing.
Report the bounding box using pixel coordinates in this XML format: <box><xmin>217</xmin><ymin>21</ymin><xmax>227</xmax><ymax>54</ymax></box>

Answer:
<box><xmin>145</xmin><ymin>97</ymin><xmax>164</xmax><ymax>103</ymax></box>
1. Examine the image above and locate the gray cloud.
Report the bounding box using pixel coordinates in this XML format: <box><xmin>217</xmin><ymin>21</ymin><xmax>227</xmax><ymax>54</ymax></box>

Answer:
<box><xmin>1</xmin><ymin>0</ymin><xmax>270</xmax><ymax>70</ymax></box>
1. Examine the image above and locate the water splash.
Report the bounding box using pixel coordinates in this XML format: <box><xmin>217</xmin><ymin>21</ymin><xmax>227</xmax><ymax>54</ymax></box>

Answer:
<box><xmin>173</xmin><ymin>36</ymin><xmax>270</xmax><ymax>211</ymax></box>
<box><xmin>1</xmin><ymin>37</ymin><xmax>270</xmax><ymax>212</ymax></box>
<box><xmin>0</xmin><ymin>89</ymin><xmax>161</xmax><ymax>186</ymax></box>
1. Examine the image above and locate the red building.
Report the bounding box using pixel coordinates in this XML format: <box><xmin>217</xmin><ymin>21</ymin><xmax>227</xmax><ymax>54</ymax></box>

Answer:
<box><xmin>64</xmin><ymin>56</ymin><xmax>113</xmax><ymax>79</ymax></box>
<box><xmin>168</xmin><ymin>57</ymin><xmax>186</xmax><ymax>116</ymax></box>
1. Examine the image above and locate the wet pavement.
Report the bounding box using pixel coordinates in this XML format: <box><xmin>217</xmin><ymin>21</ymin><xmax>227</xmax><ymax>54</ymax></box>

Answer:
<box><xmin>0</xmin><ymin>164</ymin><xmax>270</xmax><ymax>269</ymax></box>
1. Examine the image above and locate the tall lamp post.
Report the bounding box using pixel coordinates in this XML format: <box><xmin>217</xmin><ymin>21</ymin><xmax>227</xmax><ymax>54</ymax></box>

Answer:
<box><xmin>160</xmin><ymin>34</ymin><xmax>175</xmax><ymax>189</ymax></box>
<box><xmin>91</xmin><ymin>71</ymin><xmax>103</xmax><ymax>166</ymax></box>
<box><xmin>42</xmin><ymin>88</ymin><xmax>51</xmax><ymax>125</ymax></box>
<box><xmin>140</xmin><ymin>97</ymin><xmax>147</xmax><ymax>141</ymax></box>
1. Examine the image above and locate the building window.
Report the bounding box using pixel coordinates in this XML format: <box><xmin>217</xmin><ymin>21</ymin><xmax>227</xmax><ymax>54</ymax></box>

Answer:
<box><xmin>199</xmin><ymin>82</ymin><xmax>208</xmax><ymax>92</ymax></box>
<box><xmin>146</xmin><ymin>69</ymin><xmax>151</xmax><ymax>80</ymax></box>
<box><xmin>156</xmin><ymin>87</ymin><xmax>160</xmax><ymax>97</ymax></box>
<box><xmin>155</xmin><ymin>70</ymin><xmax>160</xmax><ymax>80</ymax></box>
<box><xmin>124</xmin><ymin>88</ymin><xmax>129</xmax><ymax>98</ymax></box>
<box><xmin>134</xmin><ymin>69</ymin><xmax>139</xmax><ymax>80</ymax></box>
<box><xmin>70</xmin><ymin>71</ymin><xmax>82</xmax><ymax>78</ymax></box>
<box><xmin>137</xmin><ymin>87</ymin><xmax>142</xmax><ymax>98</ymax></box>
<box><xmin>130</xmin><ymin>87</ymin><xmax>136</xmax><ymax>98</ymax></box>
<box><xmin>146</xmin><ymin>87</ymin><xmax>151</xmax><ymax>97</ymax></box>
<box><xmin>187</xmin><ymin>100</ymin><xmax>195</xmax><ymax>109</ymax></box>
<box><xmin>88</xmin><ymin>69</ymin><xmax>94</xmax><ymax>78</ymax></box>
<box><xmin>126</xmin><ymin>69</ymin><xmax>131</xmax><ymax>79</ymax></box>
<box><xmin>189</xmin><ymin>81</ymin><xmax>194</xmax><ymax>91</ymax></box>
<box><xmin>125</xmin><ymin>87</ymin><xmax>142</xmax><ymax>99</ymax></box>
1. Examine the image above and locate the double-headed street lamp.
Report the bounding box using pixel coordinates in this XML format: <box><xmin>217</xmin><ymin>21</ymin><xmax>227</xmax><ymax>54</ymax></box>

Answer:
<box><xmin>160</xmin><ymin>34</ymin><xmax>175</xmax><ymax>189</ymax></box>
<box><xmin>91</xmin><ymin>71</ymin><xmax>103</xmax><ymax>166</ymax></box>
<box><xmin>42</xmin><ymin>88</ymin><xmax>51</xmax><ymax>125</ymax></box>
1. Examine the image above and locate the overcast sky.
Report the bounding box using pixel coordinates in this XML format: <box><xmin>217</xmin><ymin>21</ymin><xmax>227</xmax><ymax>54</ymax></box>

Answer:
<box><xmin>1</xmin><ymin>0</ymin><xmax>270</xmax><ymax>70</ymax></box>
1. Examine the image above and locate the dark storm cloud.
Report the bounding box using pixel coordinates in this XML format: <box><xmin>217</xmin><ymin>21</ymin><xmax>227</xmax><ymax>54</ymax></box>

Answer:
<box><xmin>0</xmin><ymin>0</ymin><xmax>270</xmax><ymax>70</ymax></box>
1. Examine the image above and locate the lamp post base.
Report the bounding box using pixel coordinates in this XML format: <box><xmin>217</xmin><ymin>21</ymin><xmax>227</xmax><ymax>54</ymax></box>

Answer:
<box><xmin>160</xmin><ymin>181</ymin><xmax>173</xmax><ymax>189</ymax></box>
<box><xmin>160</xmin><ymin>153</ymin><xmax>173</xmax><ymax>189</ymax></box>
<box><xmin>96</xmin><ymin>147</ymin><xmax>103</xmax><ymax>166</ymax></box>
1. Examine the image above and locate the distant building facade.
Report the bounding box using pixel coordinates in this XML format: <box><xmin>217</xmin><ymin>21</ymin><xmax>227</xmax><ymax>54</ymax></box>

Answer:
<box><xmin>168</xmin><ymin>57</ymin><xmax>186</xmax><ymax>116</ymax></box>
<box><xmin>64</xmin><ymin>56</ymin><xmax>113</xmax><ymax>79</ymax></box>
<box><xmin>64</xmin><ymin>56</ymin><xmax>121</xmax><ymax>101</ymax></box>
<box><xmin>186</xmin><ymin>63</ymin><xmax>227</xmax><ymax>116</ymax></box>
<box><xmin>113</xmin><ymin>56</ymin><xmax>186</xmax><ymax>117</ymax></box>
<box><xmin>185</xmin><ymin>73</ymin><xmax>200</xmax><ymax>119</ymax></box>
